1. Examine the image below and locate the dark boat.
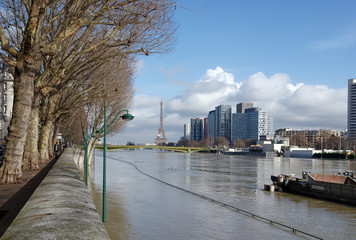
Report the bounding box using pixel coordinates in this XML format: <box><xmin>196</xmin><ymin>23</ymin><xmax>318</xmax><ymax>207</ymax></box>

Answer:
<box><xmin>270</xmin><ymin>171</ymin><xmax>356</xmax><ymax>206</ymax></box>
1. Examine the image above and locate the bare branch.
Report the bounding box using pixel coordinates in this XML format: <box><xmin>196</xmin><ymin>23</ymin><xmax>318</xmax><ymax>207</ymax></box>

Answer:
<box><xmin>0</xmin><ymin>23</ymin><xmax>18</xmax><ymax>58</ymax></box>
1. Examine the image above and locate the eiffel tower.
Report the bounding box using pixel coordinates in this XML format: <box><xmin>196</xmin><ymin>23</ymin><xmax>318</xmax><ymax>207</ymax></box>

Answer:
<box><xmin>155</xmin><ymin>100</ymin><xmax>168</xmax><ymax>145</ymax></box>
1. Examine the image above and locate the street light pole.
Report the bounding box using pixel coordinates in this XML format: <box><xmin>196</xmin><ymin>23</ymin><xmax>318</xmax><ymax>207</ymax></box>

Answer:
<box><xmin>102</xmin><ymin>103</ymin><xmax>107</xmax><ymax>222</ymax></box>
<box><xmin>84</xmin><ymin>129</ymin><xmax>90</xmax><ymax>186</ymax></box>
<box><xmin>84</xmin><ymin>136</ymin><xmax>88</xmax><ymax>186</ymax></box>
<box><xmin>101</xmin><ymin>106</ymin><xmax>134</xmax><ymax>223</ymax></box>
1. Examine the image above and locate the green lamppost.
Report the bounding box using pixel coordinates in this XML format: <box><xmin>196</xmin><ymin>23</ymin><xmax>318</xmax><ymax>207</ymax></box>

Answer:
<box><xmin>102</xmin><ymin>106</ymin><xmax>134</xmax><ymax>222</ymax></box>
<box><xmin>84</xmin><ymin>132</ymin><xmax>89</xmax><ymax>186</ymax></box>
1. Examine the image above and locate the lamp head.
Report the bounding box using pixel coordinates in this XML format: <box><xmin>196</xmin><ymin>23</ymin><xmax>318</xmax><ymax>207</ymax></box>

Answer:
<box><xmin>122</xmin><ymin>113</ymin><xmax>135</xmax><ymax>121</ymax></box>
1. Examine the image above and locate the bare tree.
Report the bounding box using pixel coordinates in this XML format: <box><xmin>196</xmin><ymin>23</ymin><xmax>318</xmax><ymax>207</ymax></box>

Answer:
<box><xmin>60</xmin><ymin>108</ymin><xmax>88</xmax><ymax>146</ymax></box>
<box><xmin>177</xmin><ymin>139</ymin><xmax>190</xmax><ymax>147</ymax></box>
<box><xmin>22</xmin><ymin>94</ymin><xmax>41</xmax><ymax>170</ymax></box>
<box><xmin>200</xmin><ymin>136</ymin><xmax>212</xmax><ymax>148</ymax></box>
<box><xmin>294</xmin><ymin>135</ymin><xmax>307</xmax><ymax>147</ymax></box>
<box><xmin>216</xmin><ymin>136</ymin><xmax>229</xmax><ymax>149</ymax></box>
<box><xmin>233</xmin><ymin>138</ymin><xmax>245</xmax><ymax>149</ymax></box>
<box><xmin>190</xmin><ymin>140</ymin><xmax>199</xmax><ymax>147</ymax></box>
<box><xmin>0</xmin><ymin>0</ymin><xmax>177</xmax><ymax>183</ymax></box>
<box><xmin>83</xmin><ymin>60</ymin><xmax>134</xmax><ymax>164</ymax></box>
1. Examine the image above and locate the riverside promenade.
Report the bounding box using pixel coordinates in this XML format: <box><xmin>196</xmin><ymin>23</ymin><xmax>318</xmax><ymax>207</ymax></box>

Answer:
<box><xmin>0</xmin><ymin>149</ymin><xmax>109</xmax><ymax>240</ymax></box>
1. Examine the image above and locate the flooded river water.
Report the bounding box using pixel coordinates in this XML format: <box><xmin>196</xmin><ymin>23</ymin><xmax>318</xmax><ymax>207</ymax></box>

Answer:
<box><xmin>85</xmin><ymin>150</ymin><xmax>356</xmax><ymax>240</ymax></box>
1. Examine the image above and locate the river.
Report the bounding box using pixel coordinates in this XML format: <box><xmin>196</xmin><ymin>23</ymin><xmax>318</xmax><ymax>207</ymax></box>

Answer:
<box><xmin>85</xmin><ymin>149</ymin><xmax>356</xmax><ymax>240</ymax></box>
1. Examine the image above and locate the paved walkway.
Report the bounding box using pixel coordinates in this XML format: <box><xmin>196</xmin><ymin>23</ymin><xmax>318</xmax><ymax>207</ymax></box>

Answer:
<box><xmin>0</xmin><ymin>158</ymin><xmax>58</xmax><ymax>237</ymax></box>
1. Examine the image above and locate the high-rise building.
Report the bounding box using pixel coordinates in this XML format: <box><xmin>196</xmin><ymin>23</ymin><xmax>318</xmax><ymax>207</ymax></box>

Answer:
<box><xmin>207</xmin><ymin>110</ymin><xmax>215</xmax><ymax>142</ymax></box>
<box><xmin>231</xmin><ymin>106</ymin><xmax>273</xmax><ymax>142</ymax></box>
<box><xmin>215</xmin><ymin>104</ymin><xmax>231</xmax><ymax>142</ymax></box>
<box><xmin>231</xmin><ymin>113</ymin><xmax>248</xmax><ymax>141</ymax></box>
<box><xmin>0</xmin><ymin>62</ymin><xmax>14</xmax><ymax>141</ymax></box>
<box><xmin>184</xmin><ymin>123</ymin><xmax>191</xmax><ymax>141</ymax></box>
<box><xmin>247</xmin><ymin>108</ymin><xmax>273</xmax><ymax>141</ymax></box>
<box><xmin>190</xmin><ymin>117</ymin><xmax>204</xmax><ymax>141</ymax></box>
<box><xmin>348</xmin><ymin>79</ymin><xmax>356</xmax><ymax>138</ymax></box>
<box><xmin>236</xmin><ymin>102</ymin><xmax>253</xmax><ymax>113</ymax></box>
<box><xmin>204</xmin><ymin>117</ymin><xmax>208</xmax><ymax>139</ymax></box>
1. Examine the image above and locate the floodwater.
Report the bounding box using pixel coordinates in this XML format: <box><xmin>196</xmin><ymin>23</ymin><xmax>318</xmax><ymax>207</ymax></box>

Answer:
<box><xmin>85</xmin><ymin>150</ymin><xmax>356</xmax><ymax>240</ymax></box>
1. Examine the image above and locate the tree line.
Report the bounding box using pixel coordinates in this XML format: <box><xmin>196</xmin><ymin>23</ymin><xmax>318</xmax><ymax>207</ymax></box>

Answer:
<box><xmin>178</xmin><ymin>134</ymin><xmax>351</xmax><ymax>151</ymax></box>
<box><xmin>0</xmin><ymin>0</ymin><xmax>178</xmax><ymax>184</ymax></box>
<box><xmin>177</xmin><ymin>136</ymin><xmax>257</xmax><ymax>149</ymax></box>
<box><xmin>288</xmin><ymin>134</ymin><xmax>348</xmax><ymax>150</ymax></box>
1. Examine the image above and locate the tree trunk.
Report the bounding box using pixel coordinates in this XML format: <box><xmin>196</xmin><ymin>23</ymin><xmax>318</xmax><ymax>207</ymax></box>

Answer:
<box><xmin>38</xmin><ymin>120</ymin><xmax>52</xmax><ymax>163</ymax></box>
<box><xmin>48</xmin><ymin>127</ymin><xmax>54</xmax><ymax>159</ymax></box>
<box><xmin>38</xmin><ymin>94</ymin><xmax>58</xmax><ymax>163</ymax></box>
<box><xmin>23</xmin><ymin>94</ymin><xmax>40</xmax><ymax>171</ymax></box>
<box><xmin>88</xmin><ymin>138</ymin><xmax>97</xmax><ymax>166</ymax></box>
<box><xmin>0</xmin><ymin>61</ymin><xmax>37</xmax><ymax>183</ymax></box>
<box><xmin>0</xmin><ymin>0</ymin><xmax>45</xmax><ymax>183</ymax></box>
<box><xmin>51</xmin><ymin>122</ymin><xmax>59</xmax><ymax>157</ymax></box>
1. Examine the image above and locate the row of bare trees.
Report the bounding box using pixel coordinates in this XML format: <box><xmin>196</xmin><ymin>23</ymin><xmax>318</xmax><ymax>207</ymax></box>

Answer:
<box><xmin>289</xmin><ymin>135</ymin><xmax>348</xmax><ymax>150</ymax></box>
<box><xmin>177</xmin><ymin>136</ymin><xmax>213</xmax><ymax>148</ymax></box>
<box><xmin>0</xmin><ymin>0</ymin><xmax>177</xmax><ymax>184</ymax></box>
<box><xmin>177</xmin><ymin>137</ymin><xmax>257</xmax><ymax>149</ymax></box>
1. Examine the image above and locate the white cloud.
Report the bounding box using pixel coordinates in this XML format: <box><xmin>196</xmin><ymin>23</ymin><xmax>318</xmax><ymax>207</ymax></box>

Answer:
<box><xmin>167</xmin><ymin>66</ymin><xmax>242</xmax><ymax>115</ymax></box>
<box><xmin>110</xmin><ymin>66</ymin><xmax>347</xmax><ymax>144</ymax></box>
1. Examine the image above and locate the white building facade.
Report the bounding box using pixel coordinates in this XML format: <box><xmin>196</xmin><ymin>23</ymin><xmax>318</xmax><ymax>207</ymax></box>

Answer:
<box><xmin>0</xmin><ymin>62</ymin><xmax>14</xmax><ymax>141</ymax></box>
<box><xmin>184</xmin><ymin>123</ymin><xmax>191</xmax><ymax>141</ymax></box>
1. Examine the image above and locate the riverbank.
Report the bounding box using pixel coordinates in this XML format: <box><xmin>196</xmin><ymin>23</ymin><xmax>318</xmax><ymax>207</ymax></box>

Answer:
<box><xmin>0</xmin><ymin>149</ymin><xmax>109</xmax><ymax>240</ymax></box>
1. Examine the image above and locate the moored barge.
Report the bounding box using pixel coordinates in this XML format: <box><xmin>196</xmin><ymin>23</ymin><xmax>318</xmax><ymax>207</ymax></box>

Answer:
<box><xmin>270</xmin><ymin>171</ymin><xmax>356</xmax><ymax>206</ymax></box>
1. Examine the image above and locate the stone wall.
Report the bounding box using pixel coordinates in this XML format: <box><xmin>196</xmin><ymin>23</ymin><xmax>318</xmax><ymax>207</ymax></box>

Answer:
<box><xmin>0</xmin><ymin>149</ymin><xmax>109</xmax><ymax>240</ymax></box>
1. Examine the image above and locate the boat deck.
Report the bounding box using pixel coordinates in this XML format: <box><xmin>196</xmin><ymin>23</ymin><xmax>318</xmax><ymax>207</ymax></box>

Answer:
<box><xmin>309</xmin><ymin>174</ymin><xmax>356</xmax><ymax>185</ymax></box>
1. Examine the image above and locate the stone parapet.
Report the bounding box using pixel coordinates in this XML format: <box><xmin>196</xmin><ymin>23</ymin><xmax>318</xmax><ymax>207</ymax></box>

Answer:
<box><xmin>0</xmin><ymin>148</ymin><xmax>109</xmax><ymax>240</ymax></box>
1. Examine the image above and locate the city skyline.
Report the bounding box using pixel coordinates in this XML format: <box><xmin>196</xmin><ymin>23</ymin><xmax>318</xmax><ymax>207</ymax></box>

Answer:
<box><xmin>109</xmin><ymin>1</ymin><xmax>355</xmax><ymax>144</ymax></box>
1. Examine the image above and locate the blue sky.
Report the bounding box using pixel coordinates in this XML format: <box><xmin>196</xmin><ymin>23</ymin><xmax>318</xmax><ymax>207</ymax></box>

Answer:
<box><xmin>109</xmin><ymin>0</ymin><xmax>356</xmax><ymax>144</ymax></box>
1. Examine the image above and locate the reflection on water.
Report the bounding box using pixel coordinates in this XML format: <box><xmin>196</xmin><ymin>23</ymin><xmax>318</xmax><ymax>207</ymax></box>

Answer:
<box><xmin>85</xmin><ymin>150</ymin><xmax>356</xmax><ymax>240</ymax></box>
<box><xmin>87</xmin><ymin>177</ymin><xmax>131</xmax><ymax>240</ymax></box>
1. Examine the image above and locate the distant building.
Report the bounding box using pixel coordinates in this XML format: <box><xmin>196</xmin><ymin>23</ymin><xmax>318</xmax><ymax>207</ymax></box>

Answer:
<box><xmin>275</xmin><ymin>128</ymin><xmax>341</xmax><ymax>145</ymax></box>
<box><xmin>236</xmin><ymin>102</ymin><xmax>253</xmax><ymax>113</ymax></box>
<box><xmin>0</xmin><ymin>62</ymin><xmax>14</xmax><ymax>141</ymax></box>
<box><xmin>204</xmin><ymin>117</ymin><xmax>208</xmax><ymax>139</ymax></box>
<box><xmin>155</xmin><ymin>100</ymin><xmax>168</xmax><ymax>145</ymax></box>
<box><xmin>231</xmin><ymin>113</ymin><xmax>248</xmax><ymax>141</ymax></box>
<box><xmin>186</xmin><ymin>102</ymin><xmax>273</xmax><ymax>145</ymax></box>
<box><xmin>348</xmin><ymin>78</ymin><xmax>356</xmax><ymax>138</ymax></box>
<box><xmin>184</xmin><ymin>123</ymin><xmax>191</xmax><ymax>141</ymax></box>
<box><xmin>231</xmin><ymin>105</ymin><xmax>273</xmax><ymax>142</ymax></box>
<box><xmin>214</xmin><ymin>104</ymin><xmax>232</xmax><ymax>142</ymax></box>
<box><xmin>207</xmin><ymin>110</ymin><xmax>215</xmax><ymax>142</ymax></box>
<box><xmin>284</xmin><ymin>146</ymin><xmax>321</xmax><ymax>158</ymax></box>
<box><xmin>190</xmin><ymin>117</ymin><xmax>204</xmax><ymax>141</ymax></box>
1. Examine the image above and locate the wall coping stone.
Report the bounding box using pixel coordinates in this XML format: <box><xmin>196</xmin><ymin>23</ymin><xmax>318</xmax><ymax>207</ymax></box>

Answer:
<box><xmin>1</xmin><ymin>148</ymin><xmax>110</xmax><ymax>240</ymax></box>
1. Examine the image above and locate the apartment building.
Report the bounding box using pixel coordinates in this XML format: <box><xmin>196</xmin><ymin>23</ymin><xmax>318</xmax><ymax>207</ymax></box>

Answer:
<box><xmin>190</xmin><ymin>117</ymin><xmax>204</xmax><ymax>141</ymax></box>
<box><xmin>348</xmin><ymin>78</ymin><xmax>356</xmax><ymax>138</ymax></box>
<box><xmin>0</xmin><ymin>62</ymin><xmax>14</xmax><ymax>141</ymax></box>
<box><xmin>275</xmin><ymin>128</ymin><xmax>341</xmax><ymax>145</ymax></box>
